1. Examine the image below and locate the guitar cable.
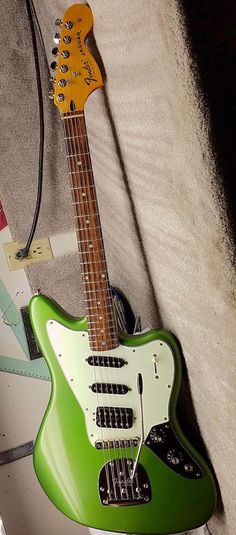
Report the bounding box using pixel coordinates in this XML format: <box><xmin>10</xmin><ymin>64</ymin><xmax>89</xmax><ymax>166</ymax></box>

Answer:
<box><xmin>16</xmin><ymin>0</ymin><xmax>47</xmax><ymax>260</ymax></box>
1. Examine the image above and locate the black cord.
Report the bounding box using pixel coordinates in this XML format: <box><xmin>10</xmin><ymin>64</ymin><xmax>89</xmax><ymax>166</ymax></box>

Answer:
<box><xmin>205</xmin><ymin>523</ymin><xmax>213</xmax><ymax>535</ymax></box>
<box><xmin>16</xmin><ymin>0</ymin><xmax>45</xmax><ymax>259</ymax></box>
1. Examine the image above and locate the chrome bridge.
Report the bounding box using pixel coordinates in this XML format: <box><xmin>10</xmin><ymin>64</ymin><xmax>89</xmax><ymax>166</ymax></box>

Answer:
<box><xmin>99</xmin><ymin>458</ymin><xmax>151</xmax><ymax>506</ymax></box>
<box><xmin>95</xmin><ymin>438</ymin><xmax>139</xmax><ymax>449</ymax></box>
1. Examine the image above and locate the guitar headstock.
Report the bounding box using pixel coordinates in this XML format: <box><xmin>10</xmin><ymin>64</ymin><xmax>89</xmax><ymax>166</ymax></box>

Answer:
<box><xmin>50</xmin><ymin>4</ymin><xmax>103</xmax><ymax>113</ymax></box>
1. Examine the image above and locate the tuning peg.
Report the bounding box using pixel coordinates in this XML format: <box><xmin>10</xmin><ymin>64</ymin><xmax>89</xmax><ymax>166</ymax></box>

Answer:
<box><xmin>55</xmin><ymin>18</ymin><xmax>62</xmax><ymax>27</ymax></box>
<box><xmin>50</xmin><ymin>61</ymin><xmax>57</xmax><ymax>71</ymax></box>
<box><xmin>52</xmin><ymin>47</ymin><xmax>59</xmax><ymax>57</ymax></box>
<box><xmin>53</xmin><ymin>32</ymin><xmax>61</xmax><ymax>45</ymax></box>
<box><xmin>50</xmin><ymin>75</ymin><xmax>56</xmax><ymax>83</ymax></box>
<box><xmin>48</xmin><ymin>90</ymin><xmax>54</xmax><ymax>100</ymax></box>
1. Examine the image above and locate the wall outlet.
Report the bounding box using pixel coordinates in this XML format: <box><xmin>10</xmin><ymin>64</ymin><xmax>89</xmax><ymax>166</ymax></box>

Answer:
<box><xmin>3</xmin><ymin>237</ymin><xmax>53</xmax><ymax>271</ymax></box>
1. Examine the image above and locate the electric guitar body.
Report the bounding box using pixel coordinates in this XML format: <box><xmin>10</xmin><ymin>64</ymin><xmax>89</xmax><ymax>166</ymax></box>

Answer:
<box><xmin>30</xmin><ymin>4</ymin><xmax>216</xmax><ymax>534</ymax></box>
<box><xmin>30</xmin><ymin>294</ymin><xmax>216</xmax><ymax>534</ymax></box>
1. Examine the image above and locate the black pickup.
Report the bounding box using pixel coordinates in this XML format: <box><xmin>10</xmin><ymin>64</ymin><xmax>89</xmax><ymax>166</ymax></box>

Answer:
<box><xmin>87</xmin><ymin>355</ymin><xmax>127</xmax><ymax>368</ymax></box>
<box><xmin>96</xmin><ymin>407</ymin><xmax>133</xmax><ymax>428</ymax></box>
<box><xmin>91</xmin><ymin>383</ymin><xmax>129</xmax><ymax>394</ymax></box>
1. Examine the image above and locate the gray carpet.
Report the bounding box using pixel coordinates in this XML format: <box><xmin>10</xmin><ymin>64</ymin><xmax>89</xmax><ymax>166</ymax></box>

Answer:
<box><xmin>1</xmin><ymin>1</ymin><xmax>236</xmax><ymax>534</ymax></box>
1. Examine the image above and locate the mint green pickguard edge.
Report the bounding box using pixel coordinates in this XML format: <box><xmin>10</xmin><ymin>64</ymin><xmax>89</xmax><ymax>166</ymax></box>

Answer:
<box><xmin>29</xmin><ymin>294</ymin><xmax>217</xmax><ymax>534</ymax></box>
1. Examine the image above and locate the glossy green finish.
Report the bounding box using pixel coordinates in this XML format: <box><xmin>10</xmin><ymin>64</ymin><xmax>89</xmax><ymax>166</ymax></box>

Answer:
<box><xmin>29</xmin><ymin>294</ymin><xmax>216</xmax><ymax>534</ymax></box>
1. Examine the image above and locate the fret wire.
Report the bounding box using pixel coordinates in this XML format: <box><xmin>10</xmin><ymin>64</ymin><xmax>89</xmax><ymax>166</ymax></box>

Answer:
<box><xmin>82</xmin><ymin>275</ymin><xmax>108</xmax><ymax>280</ymax></box>
<box><xmin>72</xmin><ymin>208</ymin><xmax>99</xmax><ymax>216</ymax></box>
<box><xmin>85</xmin><ymin>308</ymin><xmax>114</xmax><ymax>313</ymax></box>
<box><xmin>78</xmin><ymin>248</ymin><xmax>105</xmax><ymax>253</ymax></box>
<box><xmin>67</xmin><ymin>152</ymin><xmax>90</xmax><ymax>157</ymax></box>
<box><xmin>62</xmin><ymin>113</ymin><xmax>84</xmax><ymax>120</ymax></box>
<box><xmin>76</xmin><ymin>227</ymin><xmax>101</xmax><ymax>232</ymax></box>
<box><xmin>64</xmin><ymin>134</ymin><xmax>87</xmax><ymax>139</ymax></box>
<box><xmin>76</xmin><ymin>237</ymin><xmax>103</xmax><ymax>243</ymax></box>
<box><xmin>71</xmin><ymin>185</ymin><xmax>96</xmax><ymax>191</ymax></box>
<box><xmin>83</xmin><ymin>288</ymin><xmax>110</xmax><ymax>294</ymax></box>
<box><xmin>85</xmin><ymin>323</ymin><xmax>115</xmax><ymax>328</ymax></box>
<box><xmin>88</xmin><ymin>340</ymin><xmax>117</xmax><ymax>344</ymax></box>
<box><xmin>71</xmin><ymin>199</ymin><xmax>97</xmax><ymax>205</ymax></box>
<box><xmin>87</xmin><ymin>314</ymin><xmax>113</xmax><ymax>325</ymax></box>
<box><xmin>82</xmin><ymin>281</ymin><xmax>109</xmax><ymax>286</ymax></box>
<box><xmin>69</xmin><ymin>169</ymin><xmax>92</xmax><ymax>175</ymax></box>
<box><xmin>84</xmin><ymin>299</ymin><xmax>113</xmax><ymax>304</ymax></box>
<box><xmin>80</xmin><ymin>260</ymin><xmax>106</xmax><ymax>265</ymax></box>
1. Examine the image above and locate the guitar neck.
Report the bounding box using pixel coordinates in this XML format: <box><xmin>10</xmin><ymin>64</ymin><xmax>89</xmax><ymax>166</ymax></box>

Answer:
<box><xmin>62</xmin><ymin>111</ymin><xmax>118</xmax><ymax>351</ymax></box>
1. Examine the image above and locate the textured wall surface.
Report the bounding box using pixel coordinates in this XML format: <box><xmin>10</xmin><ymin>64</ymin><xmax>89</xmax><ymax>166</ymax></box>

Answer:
<box><xmin>1</xmin><ymin>1</ymin><xmax>236</xmax><ymax>534</ymax></box>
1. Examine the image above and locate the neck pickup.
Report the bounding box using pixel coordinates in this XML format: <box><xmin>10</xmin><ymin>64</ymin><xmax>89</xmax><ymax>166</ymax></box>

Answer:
<box><xmin>86</xmin><ymin>355</ymin><xmax>127</xmax><ymax>368</ymax></box>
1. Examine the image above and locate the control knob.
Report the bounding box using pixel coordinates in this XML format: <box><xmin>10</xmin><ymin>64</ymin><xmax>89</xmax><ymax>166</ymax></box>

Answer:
<box><xmin>150</xmin><ymin>427</ymin><xmax>166</xmax><ymax>444</ymax></box>
<box><xmin>167</xmin><ymin>449</ymin><xmax>184</xmax><ymax>465</ymax></box>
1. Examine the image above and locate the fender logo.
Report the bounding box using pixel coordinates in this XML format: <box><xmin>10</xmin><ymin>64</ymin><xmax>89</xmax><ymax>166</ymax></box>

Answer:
<box><xmin>83</xmin><ymin>60</ymin><xmax>97</xmax><ymax>86</ymax></box>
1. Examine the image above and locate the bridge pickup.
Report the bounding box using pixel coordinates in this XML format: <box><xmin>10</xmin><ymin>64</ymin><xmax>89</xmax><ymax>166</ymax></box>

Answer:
<box><xmin>91</xmin><ymin>383</ymin><xmax>129</xmax><ymax>395</ymax></box>
<box><xmin>96</xmin><ymin>407</ymin><xmax>133</xmax><ymax>428</ymax></box>
<box><xmin>87</xmin><ymin>356</ymin><xmax>127</xmax><ymax>368</ymax></box>
<box><xmin>95</xmin><ymin>438</ymin><xmax>139</xmax><ymax>449</ymax></box>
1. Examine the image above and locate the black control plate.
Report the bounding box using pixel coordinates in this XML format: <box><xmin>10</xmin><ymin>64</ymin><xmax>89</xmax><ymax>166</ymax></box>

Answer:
<box><xmin>145</xmin><ymin>422</ymin><xmax>203</xmax><ymax>479</ymax></box>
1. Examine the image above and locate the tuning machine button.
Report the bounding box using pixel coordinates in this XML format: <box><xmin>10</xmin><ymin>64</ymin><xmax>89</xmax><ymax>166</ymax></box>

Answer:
<box><xmin>53</xmin><ymin>32</ymin><xmax>61</xmax><ymax>45</ymax></box>
<box><xmin>55</xmin><ymin>18</ymin><xmax>62</xmax><ymax>27</ymax></box>
<box><xmin>50</xmin><ymin>75</ymin><xmax>56</xmax><ymax>83</ymax></box>
<box><xmin>65</xmin><ymin>21</ymin><xmax>73</xmax><ymax>30</ymax></box>
<box><xmin>52</xmin><ymin>47</ymin><xmax>59</xmax><ymax>57</ymax></box>
<box><xmin>60</xmin><ymin>64</ymin><xmax>68</xmax><ymax>73</ymax></box>
<box><xmin>48</xmin><ymin>90</ymin><xmax>54</xmax><ymax>100</ymax></box>
<box><xmin>50</xmin><ymin>61</ymin><xmax>57</xmax><ymax>71</ymax></box>
<box><xmin>61</xmin><ymin>50</ymin><xmax>70</xmax><ymax>59</ymax></box>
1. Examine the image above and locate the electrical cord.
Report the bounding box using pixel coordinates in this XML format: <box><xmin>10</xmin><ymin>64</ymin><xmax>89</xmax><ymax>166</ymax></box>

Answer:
<box><xmin>16</xmin><ymin>0</ymin><xmax>46</xmax><ymax>259</ymax></box>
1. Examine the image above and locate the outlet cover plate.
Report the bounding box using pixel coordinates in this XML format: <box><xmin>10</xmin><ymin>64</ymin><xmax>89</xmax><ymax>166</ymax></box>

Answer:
<box><xmin>3</xmin><ymin>237</ymin><xmax>53</xmax><ymax>271</ymax></box>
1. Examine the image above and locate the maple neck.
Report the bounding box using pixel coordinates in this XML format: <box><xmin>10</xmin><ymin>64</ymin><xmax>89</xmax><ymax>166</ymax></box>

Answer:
<box><xmin>62</xmin><ymin>111</ymin><xmax>118</xmax><ymax>351</ymax></box>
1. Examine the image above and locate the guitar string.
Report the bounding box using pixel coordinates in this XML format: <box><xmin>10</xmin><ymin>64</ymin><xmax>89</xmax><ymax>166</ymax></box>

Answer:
<box><xmin>74</xmin><ymin>111</ymin><xmax>140</xmax><ymax>501</ymax></box>
<box><xmin>72</xmin><ymin>109</ymin><xmax>118</xmax><ymax>500</ymax></box>
<box><xmin>71</xmin><ymin>110</ymin><xmax>125</xmax><ymax>501</ymax></box>
<box><xmin>67</xmin><ymin>109</ymin><xmax>114</xmax><ymax>499</ymax></box>
<box><xmin>62</xmin><ymin>111</ymin><xmax>111</xmax><ymax>498</ymax></box>
<box><xmin>62</xmin><ymin>110</ymin><xmax>140</xmax><ymax>502</ymax></box>
<box><xmin>78</xmin><ymin>111</ymin><xmax>125</xmax><ymax>502</ymax></box>
<box><xmin>76</xmin><ymin>113</ymin><xmax>132</xmax><ymax>501</ymax></box>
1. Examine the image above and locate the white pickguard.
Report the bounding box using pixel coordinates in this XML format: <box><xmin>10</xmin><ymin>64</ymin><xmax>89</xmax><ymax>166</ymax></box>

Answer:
<box><xmin>47</xmin><ymin>321</ymin><xmax>175</xmax><ymax>447</ymax></box>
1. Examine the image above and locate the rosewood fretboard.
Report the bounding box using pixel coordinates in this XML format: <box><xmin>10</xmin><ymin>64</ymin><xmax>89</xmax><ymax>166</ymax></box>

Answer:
<box><xmin>62</xmin><ymin>111</ymin><xmax>118</xmax><ymax>352</ymax></box>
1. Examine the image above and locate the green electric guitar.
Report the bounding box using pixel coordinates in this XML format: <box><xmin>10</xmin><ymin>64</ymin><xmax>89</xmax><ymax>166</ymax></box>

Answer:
<box><xmin>29</xmin><ymin>4</ymin><xmax>216</xmax><ymax>534</ymax></box>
